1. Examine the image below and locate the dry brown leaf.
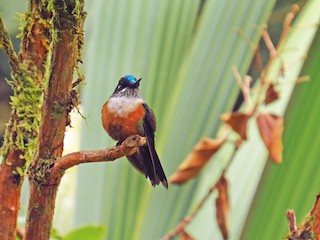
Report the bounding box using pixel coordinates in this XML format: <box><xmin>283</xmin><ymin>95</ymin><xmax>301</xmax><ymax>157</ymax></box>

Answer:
<box><xmin>216</xmin><ymin>176</ymin><xmax>230</xmax><ymax>240</ymax></box>
<box><xmin>220</xmin><ymin>112</ymin><xmax>251</xmax><ymax>140</ymax></box>
<box><xmin>179</xmin><ymin>229</ymin><xmax>195</xmax><ymax>240</ymax></box>
<box><xmin>264</xmin><ymin>83</ymin><xmax>280</xmax><ymax>105</ymax></box>
<box><xmin>256</xmin><ymin>113</ymin><xmax>283</xmax><ymax>163</ymax></box>
<box><xmin>170</xmin><ymin>138</ymin><xmax>225</xmax><ymax>184</ymax></box>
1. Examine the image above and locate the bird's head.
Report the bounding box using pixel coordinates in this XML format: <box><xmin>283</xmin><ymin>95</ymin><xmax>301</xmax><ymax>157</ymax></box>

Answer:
<box><xmin>114</xmin><ymin>75</ymin><xmax>141</xmax><ymax>93</ymax></box>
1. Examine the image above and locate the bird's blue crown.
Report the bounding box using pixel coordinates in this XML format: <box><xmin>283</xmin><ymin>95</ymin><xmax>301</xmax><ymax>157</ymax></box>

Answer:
<box><xmin>124</xmin><ymin>75</ymin><xmax>138</xmax><ymax>84</ymax></box>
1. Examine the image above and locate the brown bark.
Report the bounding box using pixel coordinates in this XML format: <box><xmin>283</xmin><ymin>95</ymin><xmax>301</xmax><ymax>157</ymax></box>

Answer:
<box><xmin>0</xmin><ymin>151</ymin><xmax>24</xmax><ymax>239</ymax></box>
<box><xmin>0</xmin><ymin>18</ymin><xmax>22</xmax><ymax>240</ymax></box>
<box><xmin>37</xmin><ymin>31</ymin><xmax>76</xmax><ymax>159</ymax></box>
<box><xmin>1</xmin><ymin>0</ymin><xmax>142</xmax><ymax>239</ymax></box>
<box><xmin>24</xmin><ymin>182</ymin><xmax>61</xmax><ymax>240</ymax></box>
<box><xmin>0</xmin><ymin>1</ymin><xmax>49</xmax><ymax>239</ymax></box>
<box><xmin>52</xmin><ymin>135</ymin><xmax>146</xmax><ymax>173</ymax></box>
<box><xmin>24</xmin><ymin>1</ymin><xmax>85</xmax><ymax>239</ymax></box>
<box><xmin>285</xmin><ymin>194</ymin><xmax>320</xmax><ymax>239</ymax></box>
<box><xmin>0</xmin><ymin>0</ymin><xmax>148</xmax><ymax>239</ymax></box>
<box><xmin>23</xmin><ymin>134</ymin><xmax>145</xmax><ymax>240</ymax></box>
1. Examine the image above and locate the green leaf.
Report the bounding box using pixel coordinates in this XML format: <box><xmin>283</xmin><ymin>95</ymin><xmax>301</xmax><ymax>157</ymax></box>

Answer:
<box><xmin>63</xmin><ymin>226</ymin><xmax>106</xmax><ymax>240</ymax></box>
<box><xmin>50</xmin><ymin>228</ymin><xmax>63</xmax><ymax>240</ymax></box>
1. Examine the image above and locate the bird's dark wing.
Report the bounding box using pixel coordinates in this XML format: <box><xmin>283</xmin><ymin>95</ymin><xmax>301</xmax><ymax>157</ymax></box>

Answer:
<box><xmin>126</xmin><ymin>152</ymin><xmax>146</xmax><ymax>175</ymax></box>
<box><xmin>141</xmin><ymin>103</ymin><xmax>168</xmax><ymax>188</ymax></box>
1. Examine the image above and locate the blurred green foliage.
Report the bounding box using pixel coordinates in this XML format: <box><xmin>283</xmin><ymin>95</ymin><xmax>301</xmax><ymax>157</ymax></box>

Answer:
<box><xmin>51</xmin><ymin>225</ymin><xmax>106</xmax><ymax>240</ymax></box>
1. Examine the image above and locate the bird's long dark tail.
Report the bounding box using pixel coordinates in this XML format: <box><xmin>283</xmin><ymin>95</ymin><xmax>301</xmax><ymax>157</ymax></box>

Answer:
<box><xmin>127</xmin><ymin>145</ymin><xmax>168</xmax><ymax>189</ymax></box>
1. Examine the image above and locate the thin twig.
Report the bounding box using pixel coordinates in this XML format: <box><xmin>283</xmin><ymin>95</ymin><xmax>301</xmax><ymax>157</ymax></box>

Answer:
<box><xmin>261</xmin><ymin>5</ymin><xmax>299</xmax><ymax>84</ymax></box>
<box><xmin>286</xmin><ymin>210</ymin><xmax>297</xmax><ymax>232</ymax></box>
<box><xmin>262</xmin><ymin>30</ymin><xmax>277</xmax><ymax>57</ymax></box>
<box><xmin>253</xmin><ymin>6</ymin><xmax>298</xmax><ymax>111</ymax></box>
<box><xmin>232</xmin><ymin>67</ymin><xmax>252</xmax><ymax>108</ymax></box>
<box><xmin>163</xmin><ymin>185</ymin><xmax>217</xmax><ymax>240</ymax></box>
<box><xmin>260</xmin><ymin>30</ymin><xmax>283</xmax><ymax>86</ymax></box>
<box><xmin>0</xmin><ymin>17</ymin><xmax>20</xmax><ymax>73</ymax></box>
<box><xmin>285</xmin><ymin>194</ymin><xmax>320</xmax><ymax>239</ymax></box>
<box><xmin>235</xmin><ymin>25</ymin><xmax>265</xmax><ymax>73</ymax></box>
<box><xmin>163</xmin><ymin>146</ymin><xmax>239</xmax><ymax>240</ymax></box>
<box><xmin>235</xmin><ymin>26</ymin><xmax>260</xmax><ymax>52</ymax></box>
<box><xmin>278</xmin><ymin>4</ymin><xmax>300</xmax><ymax>51</ymax></box>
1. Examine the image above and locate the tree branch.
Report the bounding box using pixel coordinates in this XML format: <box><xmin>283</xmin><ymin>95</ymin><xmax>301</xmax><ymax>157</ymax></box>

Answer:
<box><xmin>285</xmin><ymin>194</ymin><xmax>320</xmax><ymax>239</ymax></box>
<box><xmin>0</xmin><ymin>17</ymin><xmax>20</xmax><ymax>73</ymax></box>
<box><xmin>0</xmin><ymin>1</ymin><xmax>52</xmax><ymax>238</ymax></box>
<box><xmin>51</xmin><ymin>135</ymin><xmax>146</xmax><ymax>176</ymax></box>
<box><xmin>286</xmin><ymin>210</ymin><xmax>297</xmax><ymax>232</ymax></box>
<box><xmin>163</xmin><ymin>185</ymin><xmax>217</xmax><ymax>240</ymax></box>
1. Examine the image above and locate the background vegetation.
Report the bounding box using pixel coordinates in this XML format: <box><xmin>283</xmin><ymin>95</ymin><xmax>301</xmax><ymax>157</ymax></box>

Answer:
<box><xmin>0</xmin><ymin>0</ymin><xmax>319</xmax><ymax>239</ymax></box>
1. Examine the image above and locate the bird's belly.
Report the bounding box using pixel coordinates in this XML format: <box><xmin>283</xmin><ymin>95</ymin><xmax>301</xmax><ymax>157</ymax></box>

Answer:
<box><xmin>102</xmin><ymin>99</ymin><xmax>145</xmax><ymax>141</ymax></box>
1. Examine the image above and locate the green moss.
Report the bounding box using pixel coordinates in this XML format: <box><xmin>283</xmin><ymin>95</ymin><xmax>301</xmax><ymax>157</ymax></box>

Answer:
<box><xmin>1</xmin><ymin>65</ymin><xmax>43</xmax><ymax>164</ymax></box>
<box><xmin>16</xmin><ymin>12</ymin><xmax>29</xmax><ymax>39</ymax></box>
<box><xmin>1</xmin><ymin>0</ymin><xmax>86</xmax><ymax>180</ymax></box>
<box><xmin>0</xmin><ymin>17</ymin><xmax>20</xmax><ymax>72</ymax></box>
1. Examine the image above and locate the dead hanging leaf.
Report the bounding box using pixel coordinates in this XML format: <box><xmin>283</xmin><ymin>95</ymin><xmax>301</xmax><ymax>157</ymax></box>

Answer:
<box><xmin>170</xmin><ymin>138</ymin><xmax>225</xmax><ymax>185</ymax></box>
<box><xmin>179</xmin><ymin>229</ymin><xmax>195</xmax><ymax>240</ymax></box>
<box><xmin>256</xmin><ymin>113</ymin><xmax>284</xmax><ymax>163</ymax></box>
<box><xmin>264</xmin><ymin>83</ymin><xmax>280</xmax><ymax>105</ymax></box>
<box><xmin>216</xmin><ymin>175</ymin><xmax>230</xmax><ymax>240</ymax></box>
<box><xmin>220</xmin><ymin>112</ymin><xmax>251</xmax><ymax>140</ymax></box>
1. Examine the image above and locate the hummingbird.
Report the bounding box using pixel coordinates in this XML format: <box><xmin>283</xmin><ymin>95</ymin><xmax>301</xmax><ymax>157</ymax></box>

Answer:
<box><xmin>101</xmin><ymin>75</ymin><xmax>168</xmax><ymax>188</ymax></box>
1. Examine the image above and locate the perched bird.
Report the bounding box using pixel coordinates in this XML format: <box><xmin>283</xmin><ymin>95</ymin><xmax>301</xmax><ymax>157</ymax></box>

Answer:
<box><xmin>101</xmin><ymin>75</ymin><xmax>168</xmax><ymax>188</ymax></box>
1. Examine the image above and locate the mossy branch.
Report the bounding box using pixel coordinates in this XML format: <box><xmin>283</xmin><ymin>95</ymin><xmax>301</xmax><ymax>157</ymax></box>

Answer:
<box><xmin>0</xmin><ymin>3</ymin><xmax>53</xmax><ymax>238</ymax></box>
<box><xmin>0</xmin><ymin>17</ymin><xmax>20</xmax><ymax>74</ymax></box>
<box><xmin>285</xmin><ymin>194</ymin><xmax>320</xmax><ymax>239</ymax></box>
<box><xmin>23</xmin><ymin>1</ymin><xmax>87</xmax><ymax>238</ymax></box>
<box><xmin>0</xmin><ymin>0</ymin><xmax>86</xmax><ymax>239</ymax></box>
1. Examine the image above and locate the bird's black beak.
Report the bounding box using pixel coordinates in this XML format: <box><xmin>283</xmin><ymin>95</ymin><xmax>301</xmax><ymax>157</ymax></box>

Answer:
<box><xmin>134</xmin><ymin>78</ymin><xmax>142</xmax><ymax>88</ymax></box>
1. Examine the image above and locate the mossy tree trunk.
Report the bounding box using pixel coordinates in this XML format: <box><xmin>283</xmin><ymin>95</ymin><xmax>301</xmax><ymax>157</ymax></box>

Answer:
<box><xmin>0</xmin><ymin>0</ymin><xmax>85</xmax><ymax>239</ymax></box>
<box><xmin>24</xmin><ymin>1</ymin><xmax>85</xmax><ymax>237</ymax></box>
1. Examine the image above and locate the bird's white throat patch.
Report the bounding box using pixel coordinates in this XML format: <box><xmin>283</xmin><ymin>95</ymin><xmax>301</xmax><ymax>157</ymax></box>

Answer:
<box><xmin>107</xmin><ymin>96</ymin><xmax>143</xmax><ymax>117</ymax></box>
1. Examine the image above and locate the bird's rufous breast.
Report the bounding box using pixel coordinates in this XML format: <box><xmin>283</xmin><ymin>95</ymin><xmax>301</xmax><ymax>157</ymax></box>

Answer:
<box><xmin>101</xmin><ymin>98</ymin><xmax>145</xmax><ymax>141</ymax></box>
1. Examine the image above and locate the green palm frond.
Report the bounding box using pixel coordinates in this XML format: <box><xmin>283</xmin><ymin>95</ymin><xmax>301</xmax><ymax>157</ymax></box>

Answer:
<box><xmin>73</xmin><ymin>0</ymin><xmax>320</xmax><ymax>239</ymax></box>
